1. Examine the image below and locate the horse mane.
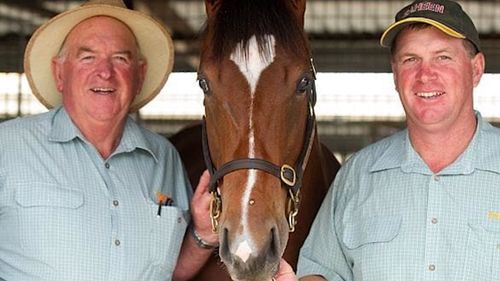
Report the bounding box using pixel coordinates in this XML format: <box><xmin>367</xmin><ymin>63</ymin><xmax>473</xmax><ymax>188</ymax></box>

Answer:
<box><xmin>204</xmin><ymin>0</ymin><xmax>310</xmax><ymax>62</ymax></box>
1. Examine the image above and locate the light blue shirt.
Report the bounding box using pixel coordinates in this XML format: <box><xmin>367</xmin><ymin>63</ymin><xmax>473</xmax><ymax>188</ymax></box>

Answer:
<box><xmin>298</xmin><ymin>112</ymin><xmax>500</xmax><ymax>281</ymax></box>
<box><xmin>0</xmin><ymin>107</ymin><xmax>192</xmax><ymax>281</ymax></box>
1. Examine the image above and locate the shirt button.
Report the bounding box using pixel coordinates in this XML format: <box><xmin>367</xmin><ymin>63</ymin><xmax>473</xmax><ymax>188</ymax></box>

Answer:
<box><xmin>177</xmin><ymin>217</ymin><xmax>182</xmax><ymax>224</ymax></box>
<box><xmin>114</xmin><ymin>239</ymin><xmax>121</xmax><ymax>246</ymax></box>
<box><xmin>433</xmin><ymin>175</ymin><xmax>440</xmax><ymax>181</ymax></box>
<box><xmin>428</xmin><ymin>264</ymin><xmax>436</xmax><ymax>271</ymax></box>
<box><xmin>431</xmin><ymin>218</ymin><xmax>438</xmax><ymax>224</ymax></box>
<box><xmin>113</xmin><ymin>200</ymin><xmax>119</xmax><ymax>207</ymax></box>
<box><xmin>105</xmin><ymin>163</ymin><xmax>110</xmax><ymax>169</ymax></box>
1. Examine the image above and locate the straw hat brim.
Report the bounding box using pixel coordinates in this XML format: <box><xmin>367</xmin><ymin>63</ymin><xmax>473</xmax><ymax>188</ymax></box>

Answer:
<box><xmin>24</xmin><ymin>3</ymin><xmax>174</xmax><ymax>112</ymax></box>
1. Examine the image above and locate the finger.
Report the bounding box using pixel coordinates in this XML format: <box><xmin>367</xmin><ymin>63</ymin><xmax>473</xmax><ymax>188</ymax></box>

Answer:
<box><xmin>275</xmin><ymin>259</ymin><xmax>298</xmax><ymax>281</ymax></box>
<box><xmin>193</xmin><ymin>170</ymin><xmax>211</xmax><ymax>199</ymax></box>
<box><xmin>191</xmin><ymin>170</ymin><xmax>213</xmax><ymax>218</ymax></box>
<box><xmin>191</xmin><ymin>170</ymin><xmax>219</xmax><ymax>241</ymax></box>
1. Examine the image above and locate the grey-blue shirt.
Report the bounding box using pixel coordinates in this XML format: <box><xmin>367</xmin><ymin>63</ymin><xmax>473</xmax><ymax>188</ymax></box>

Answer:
<box><xmin>0</xmin><ymin>107</ymin><xmax>192</xmax><ymax>281</ymax></box>
<box><xmin>298</xmin><ymin>112</ymin><xmax>500</xmax><ymax>281</ymax></box>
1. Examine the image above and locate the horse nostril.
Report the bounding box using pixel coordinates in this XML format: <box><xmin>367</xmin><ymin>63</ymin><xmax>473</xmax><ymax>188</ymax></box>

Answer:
<box><xmin>269</xmin><ymin>227</ymin><xmax>279</xmax><ymax>260</ymax></box>
<box><xmin>219</xmin><ymin>227</ymin><xmax>231</xmax><ymax>261</ymax></box>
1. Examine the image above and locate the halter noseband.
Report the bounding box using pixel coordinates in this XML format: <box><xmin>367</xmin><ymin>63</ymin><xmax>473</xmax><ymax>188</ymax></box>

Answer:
<box><xmin>202</xmin><ymin>58</ymin><xmax>318</xmax><ymax>233</ymax></box>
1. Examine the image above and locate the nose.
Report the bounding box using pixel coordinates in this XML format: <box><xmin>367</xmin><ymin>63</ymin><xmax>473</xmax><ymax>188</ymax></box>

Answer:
<box><xmin>416</xmin><ymin>60</ymin><xmax>436</xmax><ymax>83</ymax></box>
<box><xmin>219</xmin><ymin>224</ymin><xmax>282</xmax><ymax>280</ymax></box>
<box><xmin>95</xmin><ymin>58</ymin><xmax>113</xmax><ymax>79</ymax></box>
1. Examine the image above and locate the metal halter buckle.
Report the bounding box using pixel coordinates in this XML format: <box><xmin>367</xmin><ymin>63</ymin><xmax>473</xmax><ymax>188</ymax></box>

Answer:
<box><xmin>280</xmin><ymin>164</ymin><xmax>296</xmax><ymax>187</ymax></box>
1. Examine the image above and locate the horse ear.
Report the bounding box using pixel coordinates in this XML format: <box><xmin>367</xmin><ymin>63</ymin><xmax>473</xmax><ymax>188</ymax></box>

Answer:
<box><xmin>291</xmin><ymin>0</ymin><xmax>307</xmax><ymax>27</ymax></box>
<box><xmin>204</xmin><ymin>0</ymin><xmax>221</xmax><ymax>18</ymax></box>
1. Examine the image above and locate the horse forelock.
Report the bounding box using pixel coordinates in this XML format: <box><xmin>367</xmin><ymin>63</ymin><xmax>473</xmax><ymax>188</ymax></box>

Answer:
<box><xmin>204</xmin><ymin>0</ymin><xmax>309</xmax><ymax>63</ymax></box>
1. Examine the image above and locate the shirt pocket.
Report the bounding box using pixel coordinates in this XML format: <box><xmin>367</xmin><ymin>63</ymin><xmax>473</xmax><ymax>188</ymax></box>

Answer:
<box><xmin>341</xmin><ymin>215</ymin><xmax>402</xmax><ymax>277</ymax></box>
<box><xmin>343</xmin><ymin>215</ymin><xmax>402</xmax><ymax>250</ymax></box>
<box><xmin>464</xmin><ymin>221</ymin><xmax>500</xmax><ymax>281</ymax></box>
<box><xmin>148</xmin><ymin>203</ymin><xmax>188</xmax><ymax>276</ymax></box>
<box><xmin>15</xmin><ymin>183</ymin><xmax>84</xmax><ymax>208</ymax></box>
<box><xmin>14</xmin><ymin>183</ymin><xmax>84</xmax><ymax>259</ymax></box>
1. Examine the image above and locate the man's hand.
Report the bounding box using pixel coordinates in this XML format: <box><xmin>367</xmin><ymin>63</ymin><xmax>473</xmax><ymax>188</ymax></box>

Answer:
<box><xmin>190</xmin><ymin>170</ymin><xmax>219</xmax><ymax>246</ymax></box>
<box><xmin>274</xmin><ymin>259</ymin><xmax>298</xmax><ymax>281</ymax></box>
<box><xmin>173</xmin><ymin>170</ymin><xmax>219</xmax><ymax>280</ymax></box>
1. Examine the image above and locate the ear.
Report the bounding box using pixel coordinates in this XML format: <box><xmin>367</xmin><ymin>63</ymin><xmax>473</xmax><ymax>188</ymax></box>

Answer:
<box><xmin>291</xmin><ymin>0</ymin><xmax>307</xmax><ymax>28</ymax></box>
<box><xmin>51</xmin><ymin>57</ymin><xmax>64</xmax><ymax>93</ymax></box>
<box><xmin>204</xmin><ymin>0</ymin><xmax>221</xmax><ymax>19</ymax></box>
<box><xmin>390</xmin><ymin>60</ymin><xmax>399</xmax><ymax>92</ymax></box>
<box><xmin>472</xmin><ymin>52</ymin><xmax>485</xmax><ymax>87</ymax></box>
<box><xmin>136</xmin><ymin>60</ymin><xmax>147</xmax><ymax>97</ymax></box>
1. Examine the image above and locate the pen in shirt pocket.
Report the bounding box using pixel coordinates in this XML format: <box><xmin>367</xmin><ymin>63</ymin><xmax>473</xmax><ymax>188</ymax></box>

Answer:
<box><xmin>156</xmin><ymin>192</ymin><xmax>173</xmax><ymax>217</ymax></box>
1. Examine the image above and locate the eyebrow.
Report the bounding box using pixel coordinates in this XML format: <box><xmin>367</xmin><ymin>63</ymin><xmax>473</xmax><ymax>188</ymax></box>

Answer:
<box><xmin>76</xmin><ymin>46</ymin><xmax>94</xmax><ymax>56</ymax></box>
<box><xmin>397</xmin><ymin>46</ymin><xmax>453</xmax><ymax>58</ymax></box>
<box><xmin>76</xmin><ymin>46</ymin><xmax>134</xmax><ymax>58</ymax></box>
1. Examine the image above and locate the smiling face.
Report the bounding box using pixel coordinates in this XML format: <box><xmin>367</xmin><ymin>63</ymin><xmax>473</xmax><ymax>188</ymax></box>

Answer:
<box><xmin>52</xmin><ymin>16</ymin><xmax>146</xmax><ymax>126</ymax></box>
<box><xmin>391</xmin><ymin>25</ymin><xmax>484</xmax><ymax>134</ymax></box>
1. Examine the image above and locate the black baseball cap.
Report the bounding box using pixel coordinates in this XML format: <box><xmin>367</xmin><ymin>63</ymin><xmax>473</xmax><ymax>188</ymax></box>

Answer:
<box><xmin>380</xmin><ymin>0</ymin><xmax>480</xmax><ymax>52</ymax></box>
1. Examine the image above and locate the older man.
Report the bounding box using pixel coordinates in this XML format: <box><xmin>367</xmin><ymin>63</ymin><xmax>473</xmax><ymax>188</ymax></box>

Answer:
<box><xmin>0</xmin><ymin>1</ymin><xmax>217</xmax><ymax>280</ymax></box>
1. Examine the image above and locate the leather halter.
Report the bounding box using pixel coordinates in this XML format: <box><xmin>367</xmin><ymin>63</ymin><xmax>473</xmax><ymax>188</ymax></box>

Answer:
<box><xmin>202</xmin><ymin>59</ymin><xmax>318</xmax><ymax>233</ymax></box>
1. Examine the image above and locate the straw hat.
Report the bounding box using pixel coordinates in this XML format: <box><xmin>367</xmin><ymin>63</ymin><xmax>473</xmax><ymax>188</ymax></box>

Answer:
<box><xmin>24</xmin><ymin>0</ymin><xmax>174</xmax><ymax>112</ymax></box>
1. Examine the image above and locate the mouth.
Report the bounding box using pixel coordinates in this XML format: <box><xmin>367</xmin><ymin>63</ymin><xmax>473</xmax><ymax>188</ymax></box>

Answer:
<box><xmin>415</xmin><ymin>91</ymin><xmax>444</xmax><ymax>99</ymax></box>
<box><xmin>91</xmin><ymin>87</ymin><xmax>115</xmax><ymax>95</ymax></box>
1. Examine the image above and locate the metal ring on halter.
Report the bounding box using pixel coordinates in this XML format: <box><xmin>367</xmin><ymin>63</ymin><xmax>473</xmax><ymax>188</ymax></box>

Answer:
<box><xmin>287</xmin><ymin>189</ymin><xmax>300</xmax><ymax>232</ymax></box>
<box><xmin>209</xmin><ymin>191</ymin><xmax>221</xmax><ymax>233</ymax></box>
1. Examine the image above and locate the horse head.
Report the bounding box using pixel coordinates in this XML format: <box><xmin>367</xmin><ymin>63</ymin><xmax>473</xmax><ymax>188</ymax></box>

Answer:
<box><xmin>198</xmin><ymin>0</ymin><xmax>320</xmax><ymax>280</ymax></box>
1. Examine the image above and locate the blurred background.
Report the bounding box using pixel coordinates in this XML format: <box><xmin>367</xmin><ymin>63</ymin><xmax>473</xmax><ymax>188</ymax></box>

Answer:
<box><xmin>1</xmin><ymin>0</ymin><xmax>500</xmax><ymax>161</ymax></box>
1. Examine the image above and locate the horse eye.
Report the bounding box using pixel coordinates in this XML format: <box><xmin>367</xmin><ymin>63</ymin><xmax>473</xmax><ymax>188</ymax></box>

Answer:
<box><xmin>296</xmin><ymin>77</ymin><xmax>311</xmax><ymax>94</ymax></box>
<box><xmin>198</xmin><ymin>78</ymin><xmax>210</xmax><ymax>94</ymax></box>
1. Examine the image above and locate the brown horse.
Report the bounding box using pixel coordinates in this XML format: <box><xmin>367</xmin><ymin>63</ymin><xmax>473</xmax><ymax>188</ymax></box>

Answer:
<box><xmin>170</xmin><ymin>0</ymin><xmax>340</xmax><ymax>280</ymax></box>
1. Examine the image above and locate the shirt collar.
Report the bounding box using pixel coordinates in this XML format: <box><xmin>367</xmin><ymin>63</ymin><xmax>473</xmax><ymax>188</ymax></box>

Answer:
<box><xmin>48</xmin><ymin>106</ymin><xmax>158</xmax><ymax>161</ymax></box>
<box><xmin>471</xmin><ymin>113</ymin><xmax>500</xmax><ymax>174</ymax></box>
<box><xmin>117</xmin><ymin>117</ymin><xmax>159</xmax><ymax>162</ymax></box>
<box><xmin>368</xmin><ymin>130</ymin><xmax>420</xmax><ymax>173</ymax></box>
<box><xmin>48</xmin><ymin>106</ymin><xmax>82</xmax><ymax>142</ymax></box>
<box><xmin>369</xmin><ymin>111</ymin><xmax>500</xmax><ymax>175</ymax></box>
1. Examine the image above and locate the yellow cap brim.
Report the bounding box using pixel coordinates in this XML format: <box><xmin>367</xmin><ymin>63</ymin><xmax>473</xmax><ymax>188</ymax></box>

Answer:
<box><xmin>380</xmin><ymin>17</ymin><xmax>465</xmax><ymax>48</ymax></box>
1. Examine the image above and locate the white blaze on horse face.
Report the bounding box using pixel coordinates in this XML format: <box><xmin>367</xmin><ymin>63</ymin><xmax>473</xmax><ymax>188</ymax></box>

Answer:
<box><xmin>230</xmin><ymin>34</ymin><xmax>276</xmax><ymax>95</ymax></box>
<box><xmin>235</xmin><ymin>240</ymin><xmax>252</xmax><ymax>263</ymax></box>
<box><xmin>229</xmin><ymin>34</ymin><xmax>276</xmax><ymax>263</ymax></box>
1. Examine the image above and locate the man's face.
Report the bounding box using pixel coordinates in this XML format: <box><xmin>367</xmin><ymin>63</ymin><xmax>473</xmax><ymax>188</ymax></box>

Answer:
<box><xmin>52</xmin><ymin>16</ymin><xmax>146</xmax><ymax>125</ymax></box>
<box><xmin>391</xmin><ymin>26</ymin><xmax>484</xmax><ymax>133</ymax></box>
